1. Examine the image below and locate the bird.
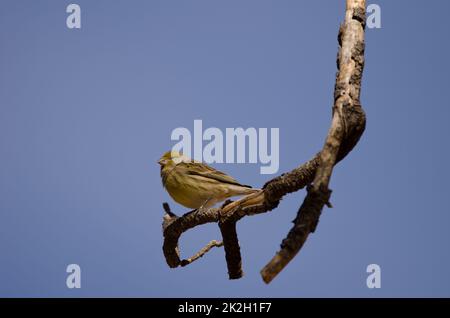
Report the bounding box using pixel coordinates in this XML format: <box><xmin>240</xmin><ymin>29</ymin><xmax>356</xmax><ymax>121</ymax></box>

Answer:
<box><xmin>158</xmin><ymin>150</ymin><xmax>260</xmax><ymax>210</ymax></box>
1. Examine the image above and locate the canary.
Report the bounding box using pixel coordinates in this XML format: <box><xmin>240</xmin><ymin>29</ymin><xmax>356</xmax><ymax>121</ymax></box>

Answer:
<box><xmin>158</xmin><ymin>151</ymin><xmax>259</xmax><ymax>209</ymax></box>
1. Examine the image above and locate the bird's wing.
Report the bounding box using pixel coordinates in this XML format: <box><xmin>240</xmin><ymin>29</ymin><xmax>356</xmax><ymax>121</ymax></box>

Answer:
<box><xmin>177</xmin><ymin>161</ymin><xmax>251</xmax><ymax>188</ymax></box>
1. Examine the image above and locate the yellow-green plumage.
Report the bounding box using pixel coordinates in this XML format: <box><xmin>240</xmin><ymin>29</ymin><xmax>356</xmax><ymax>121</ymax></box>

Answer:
<box><xmin>158</xmin><ymin>151</ymin><xmax>259</xmax><ymax>209</ymax></box>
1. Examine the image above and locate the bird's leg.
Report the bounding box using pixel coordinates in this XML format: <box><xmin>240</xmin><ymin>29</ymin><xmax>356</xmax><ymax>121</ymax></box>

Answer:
<box><xmin>195</xmin><ymin>198</ymin><xmax>213</xmax><ymax>215</ymax></box>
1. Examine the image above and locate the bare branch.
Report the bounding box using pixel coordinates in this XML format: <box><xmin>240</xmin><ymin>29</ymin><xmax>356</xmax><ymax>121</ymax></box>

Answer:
<box><xmin>260</xmin><ymin>0</ymin><xmax>366</xmax><ymax>283</ymax></box>
<box><xmin>161</xmin><ymin>155</ymin><xmax>320</xmax><ymax>275</ymax></box>
<box><xmin>161</xmin><ymin>0</ymin><xmax>367</xmax><ymax>283</ymax></box>
<box><xmin>162</xmin><ymin>205</ymin><xmax>221</xmax><ymax>268</ymax></box>
<box><xmin>180</xmin><ymin>240</ymin><xmax>224</xmax><ymax>267</ymax></box>
<box><xmin>219</xmin><ymin>219</ymin><xmax>243</xmax><ymax>279</ymax></box>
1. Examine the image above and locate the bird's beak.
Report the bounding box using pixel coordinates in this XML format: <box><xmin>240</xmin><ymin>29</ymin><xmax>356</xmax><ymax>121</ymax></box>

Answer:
<box><xmin>157</xmin><ymin>159</ymin><xmax>164</xmax><ymax>166</ymax></box>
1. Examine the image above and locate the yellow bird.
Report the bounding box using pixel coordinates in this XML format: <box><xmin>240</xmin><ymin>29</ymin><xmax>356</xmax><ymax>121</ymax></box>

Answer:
<box><xmin>158</xmin><ymin>151</ymin><xmax>259</xmax><ymax>210</ymax></box>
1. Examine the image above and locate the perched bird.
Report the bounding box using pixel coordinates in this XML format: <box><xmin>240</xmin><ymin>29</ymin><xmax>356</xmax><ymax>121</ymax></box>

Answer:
<box><xmin>158</xmin><ymin>151</ymin><xmax>259</xmax><ymax>210</ymax></box>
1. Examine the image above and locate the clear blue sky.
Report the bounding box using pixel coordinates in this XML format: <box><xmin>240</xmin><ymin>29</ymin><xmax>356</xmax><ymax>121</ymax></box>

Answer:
<box><xmin>1</xmin><ymin>0</ymin><xmax>449</xmax><ymax>297</ymax></box>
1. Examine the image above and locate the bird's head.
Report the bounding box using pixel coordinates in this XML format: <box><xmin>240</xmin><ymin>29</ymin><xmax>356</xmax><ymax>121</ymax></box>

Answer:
<box><xmin>158</xmin><ymin>150</ymin><xmax>192</xmax><ymax>167</ymax></box>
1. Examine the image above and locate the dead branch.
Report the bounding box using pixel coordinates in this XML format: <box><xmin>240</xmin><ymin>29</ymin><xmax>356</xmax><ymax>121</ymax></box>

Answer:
<box><xmin>161</xmin><ymin>0</ymin><xmax>366</xmax><ymax>283</ymax></box>
<box><xmin>180</xmin><ymin>240</ymin><xmax>223</xmax><ymax>267</ymax></box>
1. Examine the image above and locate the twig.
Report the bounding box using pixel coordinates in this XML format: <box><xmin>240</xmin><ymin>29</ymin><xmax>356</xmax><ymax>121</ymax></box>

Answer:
<box><xmin>180</xmin><ymin>240</ymin><xmax>224</xmax><ymax>267</ymax></box>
